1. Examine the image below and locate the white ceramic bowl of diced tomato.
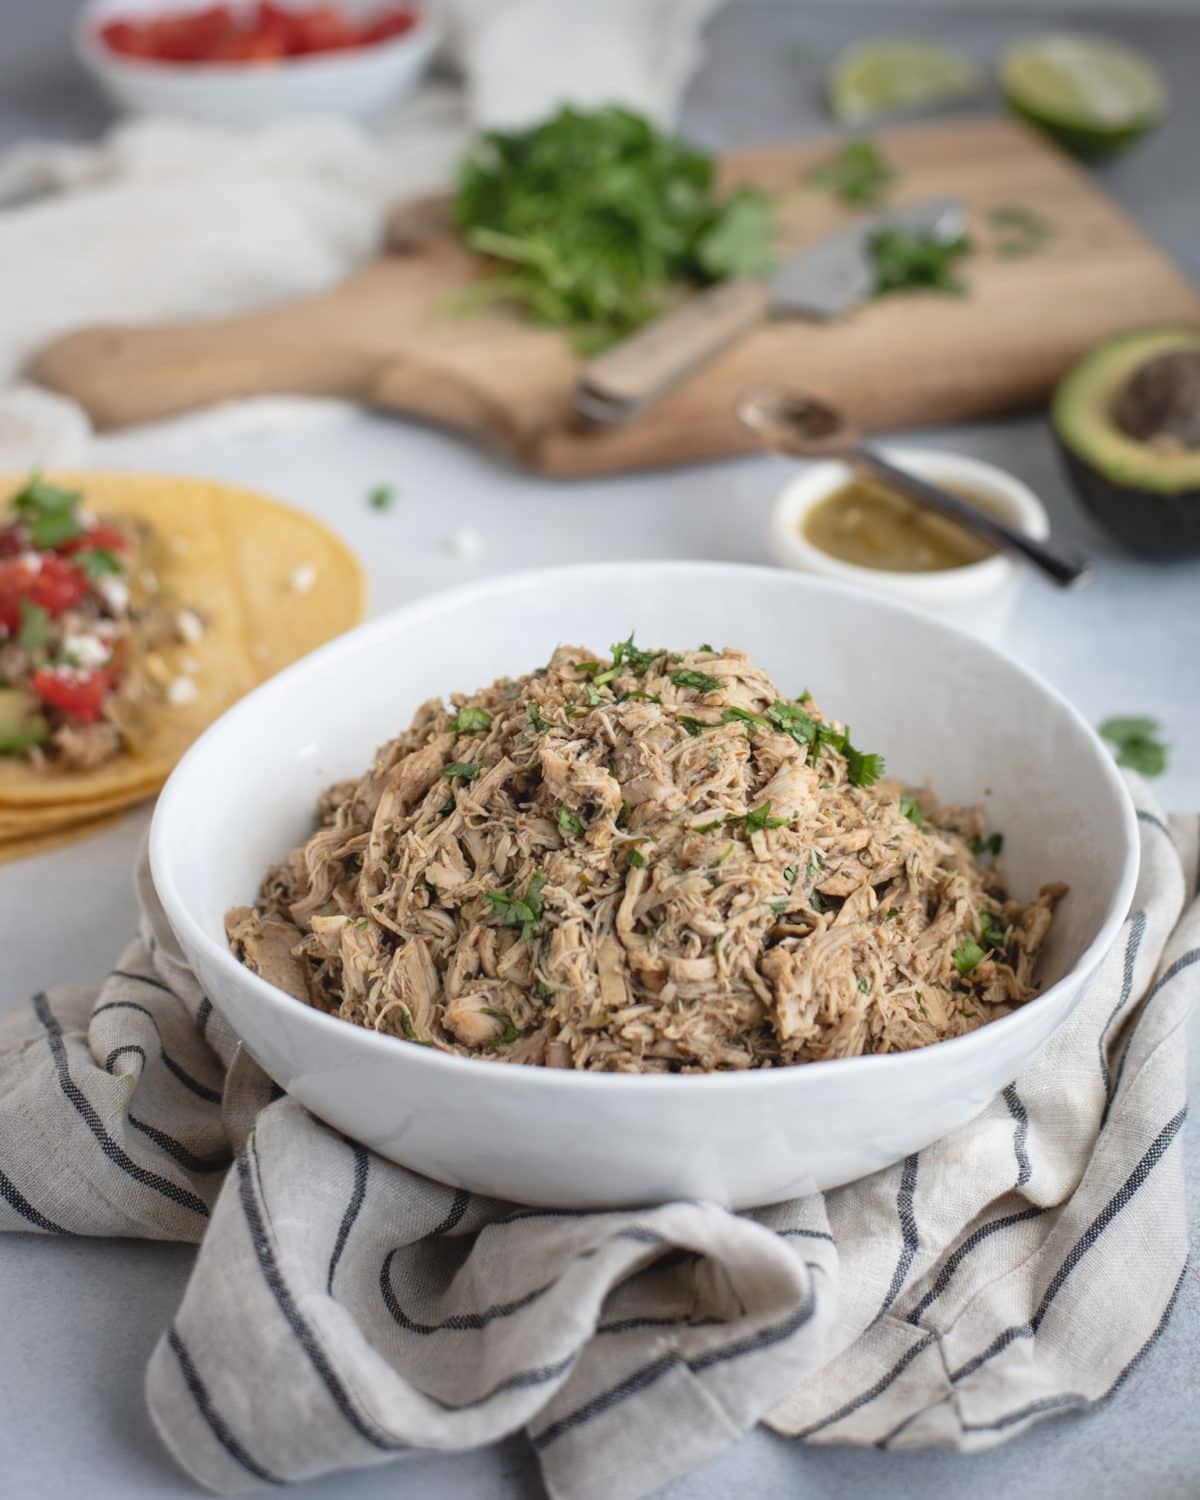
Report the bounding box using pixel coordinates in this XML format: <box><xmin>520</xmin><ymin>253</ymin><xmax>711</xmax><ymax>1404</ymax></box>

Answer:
<box><xmin>75</xmin><ymin>0</ymin><xmax>441</xmax><ymax>124</ymax></box>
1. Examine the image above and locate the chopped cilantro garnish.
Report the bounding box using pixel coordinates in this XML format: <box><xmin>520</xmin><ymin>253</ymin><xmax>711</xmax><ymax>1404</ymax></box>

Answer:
<box><xmin>452</xmin><ymin>706</ymin><xmax>493</xmax><ymax>733</ymax></box>
<box><xmin>807</xmin><ymin>850</ymin><xmax>822</xmax><ymax>878</ymax></box>
<box><xmin>440</xmin><ymin>761</ymin><xmax>481</xmax><ymax>781</ymax></box>
<box><xmin>678</xmin><ymin>716</ymin><xmax>716</xmax><ymax>736</ymax></box>
<box><xmin>17</xmin><ymin>600</ymin><xmax>48</xmax><ymax>650</ymax></box>
<box><xmin>768</xmin><ymin>699</ymin><xmax>819</xmax><ymax>747</ymax></box>
<box><xmin>617</xmin><ymin>690</ymin><xmax>662</xmax><ymax>704</ymax></box>
<box><xmin>610</xmin><ymin>632</ymin><xmax>663</xmax><ymax>677</ymax></box>
<box><xmin>722</xmin><ymin>706</ymin><xmax>771</xmax><ymax>731</ymax></box>
<box><xmin>558</xmin><ymin>805</ymin><xmax>584</xmax><ymax>837</ymax></box>
<box><xmin>768</xmin><ymin>898</ymin><xmax>789</xmax><ymax>914</ymax></box>
<box><xmin>810</xmin><ymin>890</ymin><xmax>824</xmax><ymax>913</ymax></box>
<box><xmin>742</xmin><ymin>801</ymin><xmax>788</xmax><ymax>835</ymax></box>
<box><xmin>526</xmin><ymin>700</ymin><xmax>551</xmax><ymax>733</ymax></box>
<box><xmin>857</xmin><ymin>978</ymin><xmax>870</xmax><ymax>993</ymax></box>
<box><xmin>915</xmin><ymin>991</ymin><xmax>927</xmax><ymax>1018</ymax></box>
<box><xmin>616</xmin><ymin>801</ymin><xmax>632</xmax><ymax>828</ymax></box>
<box><xmin>870</xmin><ymin>227</ymin><xmax>972</xmax><ymax>298</ymax></box>
<box><xmin>75</xmin><ymin>547</ymin><xmax>125</xmax><ymax>582</ymax></box>
<box><xmin>1098</xmin><ymin>716</ymin><xmax>1167</xmax><ymax>778</ymax></box>
<box><xmin>481</xmin><ymin>1008</ymin><xmax>522</xmax><ymax>1045</ymax></box>
<box><xmin>484</xmin><ymin>872</ymin><xmax>547</xmax><ymax>941</ymax></box>
<box><xmin>670</xmin><ymin>668</ymin><xmax>721</xmax><ymax>695</ymax></box>
<box><xmin>584</xmin><ymin>682</ymin><xmax>603</xmax><ymax>706</ymax></box>
<box><xmin>695</xmin><ymin>819</ymin><xmax>723</xmax><ymax>834</ymax></box>
<box><xmin>953</xmin><ymin>941</ymin><xmax>985</xmax><ymax>975</ymax></box>
<box><xmin>11</xmin><ymin>474</ymin><xmax>85</xmax><ymax>549</ymax></box>
<box><xmin>886</xmin><ymin>907</ymin><xmax>901</xmax><ymax>920</ymax></box>
<box><xmin>899</xmin><ymin>794</ymin><xmax>925</xmax><ymax>826</ymax></box>
<box><xmin>783</xmin><ymin>865</ymin><xmax>797</xmax><ymax>885</ymax></box>
<box><xmin>367</xmin><ymin>484</ymin><xmax>396</xmax><ymax>512</ymax></box>
<box><xmin>969</xmin><ymin>831</ymin><xmax>1004</xmax><ymax>857</ymax></box>
<box><xmin>699</xmin><ymin>642</ymin><xmax>714</xmax><ymax>652</ymax></box>
<box><xmin>978</xmin><ymin>910</ymin><xmax>1009</xmax><ymax>953</ymax></box>
<box><xmin>842</xmin><ymin>737</ymin><xmax>886</xmax><ymax>789</ymax></box>
<box><xmin>627</xmin><ymin>848</ymin><xmax>648</xmax><ymax>869</ymax></box>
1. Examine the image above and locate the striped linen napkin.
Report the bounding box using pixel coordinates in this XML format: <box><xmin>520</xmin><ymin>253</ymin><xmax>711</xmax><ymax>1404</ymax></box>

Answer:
<box><xmin>0</xmin><ymin>779</ymin><xmax>1194</xmax><ymax>1500</ymax></box>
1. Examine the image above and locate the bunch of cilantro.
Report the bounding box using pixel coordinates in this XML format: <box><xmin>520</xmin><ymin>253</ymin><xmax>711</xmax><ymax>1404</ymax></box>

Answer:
<box><xmin>453</xmin><ymin>106</ymin><xmax>775</xmax><ymax>351</ymax></box>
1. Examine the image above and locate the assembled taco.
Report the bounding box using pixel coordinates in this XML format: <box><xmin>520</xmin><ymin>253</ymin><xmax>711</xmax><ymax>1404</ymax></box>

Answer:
<box><xmin>0</xmin><ymin>470</ymin><xmax>366</xmax><ymax>811</ymax></box>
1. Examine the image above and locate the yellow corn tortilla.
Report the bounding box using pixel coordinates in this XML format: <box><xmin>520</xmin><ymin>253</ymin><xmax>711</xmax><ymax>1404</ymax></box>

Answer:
<box><xmin>0</xmin><ymin>471</ymin><xmax>366</xmax><ymax>807</ymax></box>
<box><xmin>0</xmin><ymin>809</ymin><xmax>128</xmax><ymax>866</ymax></box>
<box><xmin>0</xmin><ymin>783</ymin><xmax>154</xmax><ymax>837</ymax></box>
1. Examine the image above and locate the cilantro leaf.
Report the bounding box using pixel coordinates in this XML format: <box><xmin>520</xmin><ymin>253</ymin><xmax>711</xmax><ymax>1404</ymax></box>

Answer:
<box><xmin>899</xmin><ymin>794</ymin><xmax>925</xmax><ymax>826</ymax></box>
<box><xmin>969</xmin><ymin>831</ymin><xmax>1004</xmax><ymax>858</ymax></box>
<box><xmin>609</xmin><ymin>632</ymin><xmax>663</xmax><ymax>677</ymax></box>
<box><xmin>526</xmin><ymin>701</ymin><xmax>550</xmax><ymax>734</ymax></box>
<box><xmin>452</xmin><ymin>706</ymin><xmax>493</xmax><ymax>733</ymax></box>
<box><xmin>627</xmin><ymin>848</ymin><xmax>648</xmax><ymax>869</ymax></box>
<box><xmin>953</xmin><ymin>940</ymin><xmax>985</xmax><ymax>975</ymax></box>
<box><xmin>807</xmin><ymin>139</ymin><xmax>894</xmax><ymax>208</ymax></box>
<box><xmin>741</xmin><ymin>801</ymin><xmax>788</xmax><ymax>835</ymax></box>
<box><xmin>440</xmin><ymin>761</ymin><xmax>481</xmax><ymax>781</ymax></box>
<box><xmin>870</xmin><ymin>228</ymin><xmax>972</xmax><ymax>298</ymax></box>
<box><xmin>721</xmin><ymin>706</ymin><xmax>771</xmax><ymax>731</ymax></box>
<box><xmin>485</xmin><ymin>871</ymin><xmax>547</xmax><ymax>941</ymax></box>
<box><xmin>12</xmin><ymin>474</ymin><xmax>86</xmax><ymax>549</ymax></box>
<box><xmin>1098</xmin><ymin>716</ymin><xmax>1167</xmax><ymax>778</ymax></box>
<box><xmin>670</xmin><ymin>668</ymin><xmax>721</xmax><ymax>695</ymax></box>
<box><xmin>75</xmin><ymin>547</ymin><xmax>125</xmax><ymax>583</ymax></box>
<box><xmin>367</xmin><ymin>484</ymin><xmax>396</xmax><ymax>512</ymax></box>
<box><xmin>558</xmin><ymin>805</ymin><xmax>584</xmax><ymax>837</ymax></box>
<box><xmin>17</xmin><ymin>600</ymin><xmax>49</xmax><ymax>650</ymax></box>
<box><xmin>454</xmin><ymin>106</ymin><xmax>775</xmax><ymax>350</ymax></box>
<box><xmin>978</xmin><ymin>910</ymin><xmax>1009</xmax><ymax>953</ymax></box>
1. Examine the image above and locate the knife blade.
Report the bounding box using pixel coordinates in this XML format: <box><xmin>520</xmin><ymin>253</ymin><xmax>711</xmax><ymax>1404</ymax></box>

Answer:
<box><xmin>576</xmin><ymin>195</ymin><xmax>967</xmax><ymax>424</ymax></box>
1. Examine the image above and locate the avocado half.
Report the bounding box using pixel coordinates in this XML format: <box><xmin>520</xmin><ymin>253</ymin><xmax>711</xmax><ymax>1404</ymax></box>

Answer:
<box><xmin>1052</xmin><ymin>326</ymin><xmax>1200</xmax><ymax>555</ymax></box>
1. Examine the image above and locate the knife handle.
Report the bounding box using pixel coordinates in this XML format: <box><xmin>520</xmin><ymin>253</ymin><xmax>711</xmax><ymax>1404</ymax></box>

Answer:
<box><xmin>576</xmin><ymin>277</ymin><xmax>770</xmax><ymax>424</ymax></box>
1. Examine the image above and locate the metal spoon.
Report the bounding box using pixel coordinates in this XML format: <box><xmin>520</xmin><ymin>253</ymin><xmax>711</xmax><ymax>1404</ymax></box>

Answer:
<box><xmin>738</xmin><ymin>387</ymin><xmax>1091</xmax><ymax>590</ymax></box>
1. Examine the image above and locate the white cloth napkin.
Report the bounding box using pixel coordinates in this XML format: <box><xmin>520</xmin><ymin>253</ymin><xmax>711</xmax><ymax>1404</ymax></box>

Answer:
<box><xmin>0</xmin><ymin>778</ymin><xmax>1194</xmax><ymax>1499</ymax></box>
<box><xmin>0</xmin><ymin>0</ymin><xmax>721</xmax><ymax>470</ymax></box>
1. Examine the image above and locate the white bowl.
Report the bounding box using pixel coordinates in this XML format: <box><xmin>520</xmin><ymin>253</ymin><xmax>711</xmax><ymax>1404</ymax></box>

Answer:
<box><xmin>150</xmin><ymin>563</ymin><xmax>1137</xmax><ymax>1209</ymax></box>
<box><xmin>75</xmin><ymin>0</ymin><xmax>441</xmax><ymax>125</ymax></box>
<box><xmin>769</xmin><ymin>447</ymin><xmax>1051</xmax><ymax>643</ymax></box>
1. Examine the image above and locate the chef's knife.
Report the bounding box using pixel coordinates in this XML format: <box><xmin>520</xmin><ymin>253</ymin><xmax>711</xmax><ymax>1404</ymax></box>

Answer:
<box><xmin>575</xmin><ymin>195</ymin><xmax>966</xmax><ymax>425</ymax></box>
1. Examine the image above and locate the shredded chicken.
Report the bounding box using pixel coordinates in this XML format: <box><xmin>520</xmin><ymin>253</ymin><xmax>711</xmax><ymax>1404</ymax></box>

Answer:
<box><xmin>227</xmin><ymin>643</ymin><xmax>1066</xmax><ymax>1073</ymax></box>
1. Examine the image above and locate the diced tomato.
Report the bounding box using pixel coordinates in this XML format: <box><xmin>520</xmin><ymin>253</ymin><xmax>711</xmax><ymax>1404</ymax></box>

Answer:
<box><xmin>0</xmin><ymin>524</ymin><xmax>26</xmax><ymax>558</ymax></box>
<box><xmin>360</xmin><ymin>7</ymin><xmax>416</xmax><ymax>44</ymax></box>
<box><xmin>97</xmin><ymin>3</ymin><xmax>419</xmax><ymax>64</ymax></box>
<box><xmin>30</xmin><ymin>666</ymin><xmax>114</xmax><ymax>725</ymax></box>
<box><xmin>0</xmin><ymin>555</ymin><xmax>90</xmax><ymax>634</ymax></box>
<box><xmin>59</xmin><ymin>522</ymin><xmax>131</xmax><ymax>557</ymax></box>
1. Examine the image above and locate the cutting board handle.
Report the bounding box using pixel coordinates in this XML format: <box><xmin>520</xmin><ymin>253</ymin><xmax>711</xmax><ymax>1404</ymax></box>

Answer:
<box><xmin>577</xmin><ymin>277</ymin><xmax>770</xmax><ymax>422</ymax></box>
<box><xmin>28</xmin><ymin>302</ymin><xmax>382</xmax><ymax>431</ymax></box>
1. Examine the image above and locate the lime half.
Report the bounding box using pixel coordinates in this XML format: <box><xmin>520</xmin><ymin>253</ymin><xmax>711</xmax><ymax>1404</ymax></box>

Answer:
<box><xmin>1000</xmin><ymin>32</ymin><xmax>1168</xmax><ymax>159</ymax></box>
<box><xmin>827</xmin><ymin>39</ymin><xmax>981</xmax><ymax>125</ymax></box>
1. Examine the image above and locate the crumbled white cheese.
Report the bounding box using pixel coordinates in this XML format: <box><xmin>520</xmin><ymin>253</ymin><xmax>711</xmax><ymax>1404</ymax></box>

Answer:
<box><xmin>166</xmin><ymin>675</ymin><xmax>199</xmax><ymax>707</ymax></box>
<box><xmin>96</xmin><ymin>576</ymin><xmax>129</xmax><ymax>613</ymax></box>
<box><xmin>176</xmin><ymin>609</ymin><xmax>205</xmax><ymax>644</ymax></box>
<box><xmin>448</xmin><ymin>528</ymin><xmax>483</xmax><ymax>560</ymax></box>
<box><xmin>61</xmin><ymin>632</ymin><xmax>111</xmax><ymax>669</ymax></box>
<box><xmin>289</xmin><ymin>564</ymin><xmax>316</xmax><ymax>594</ymax></box>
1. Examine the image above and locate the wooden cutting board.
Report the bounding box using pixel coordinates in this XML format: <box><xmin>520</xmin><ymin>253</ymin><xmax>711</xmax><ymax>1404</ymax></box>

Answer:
<box><xmin>30</xmin><ymin>116</ymin><xmax>1200</xmax><ymax>477</ymax></box>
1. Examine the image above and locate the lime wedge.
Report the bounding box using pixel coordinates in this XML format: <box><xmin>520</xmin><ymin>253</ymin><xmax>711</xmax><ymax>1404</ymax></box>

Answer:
<box><xmin>827</xmin><ymin>39</ymin><xmax>981</xmax><ymax>125</ymax></box>
<box><xmin>1000</xmin><ymin>32</ymin><xmax>1168</xmax><ymax>159</ymax></box>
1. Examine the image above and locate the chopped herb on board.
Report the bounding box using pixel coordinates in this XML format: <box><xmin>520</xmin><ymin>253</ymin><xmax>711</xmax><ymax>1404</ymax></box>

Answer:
<box><xmin>806</xmin><ymin>138</ymin><xmax>895</xmax><ymax>207</ymax></box>
<box><xmin>988</xmin><ymin>203</ymin><xmax>1054</xmax><ymax>259</ymax></box>
<box><xmin>869</xmin><ymin>226</ymin><xmax>972</xmax><ymax>296</ymax></box>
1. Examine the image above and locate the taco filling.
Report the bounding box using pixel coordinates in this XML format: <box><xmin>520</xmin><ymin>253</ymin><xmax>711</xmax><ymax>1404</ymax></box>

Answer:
<box><xmin>0</xmin><ymin>474</ymin><xmax>205</xmax><ymax>770</ymax></box>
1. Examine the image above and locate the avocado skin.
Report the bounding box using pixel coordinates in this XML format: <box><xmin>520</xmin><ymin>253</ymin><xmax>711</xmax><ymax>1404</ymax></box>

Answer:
<box><xmin>1055</xmin><ymin>435</ymin><xmax>1200</xmax><ymax>556</ymax></box>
